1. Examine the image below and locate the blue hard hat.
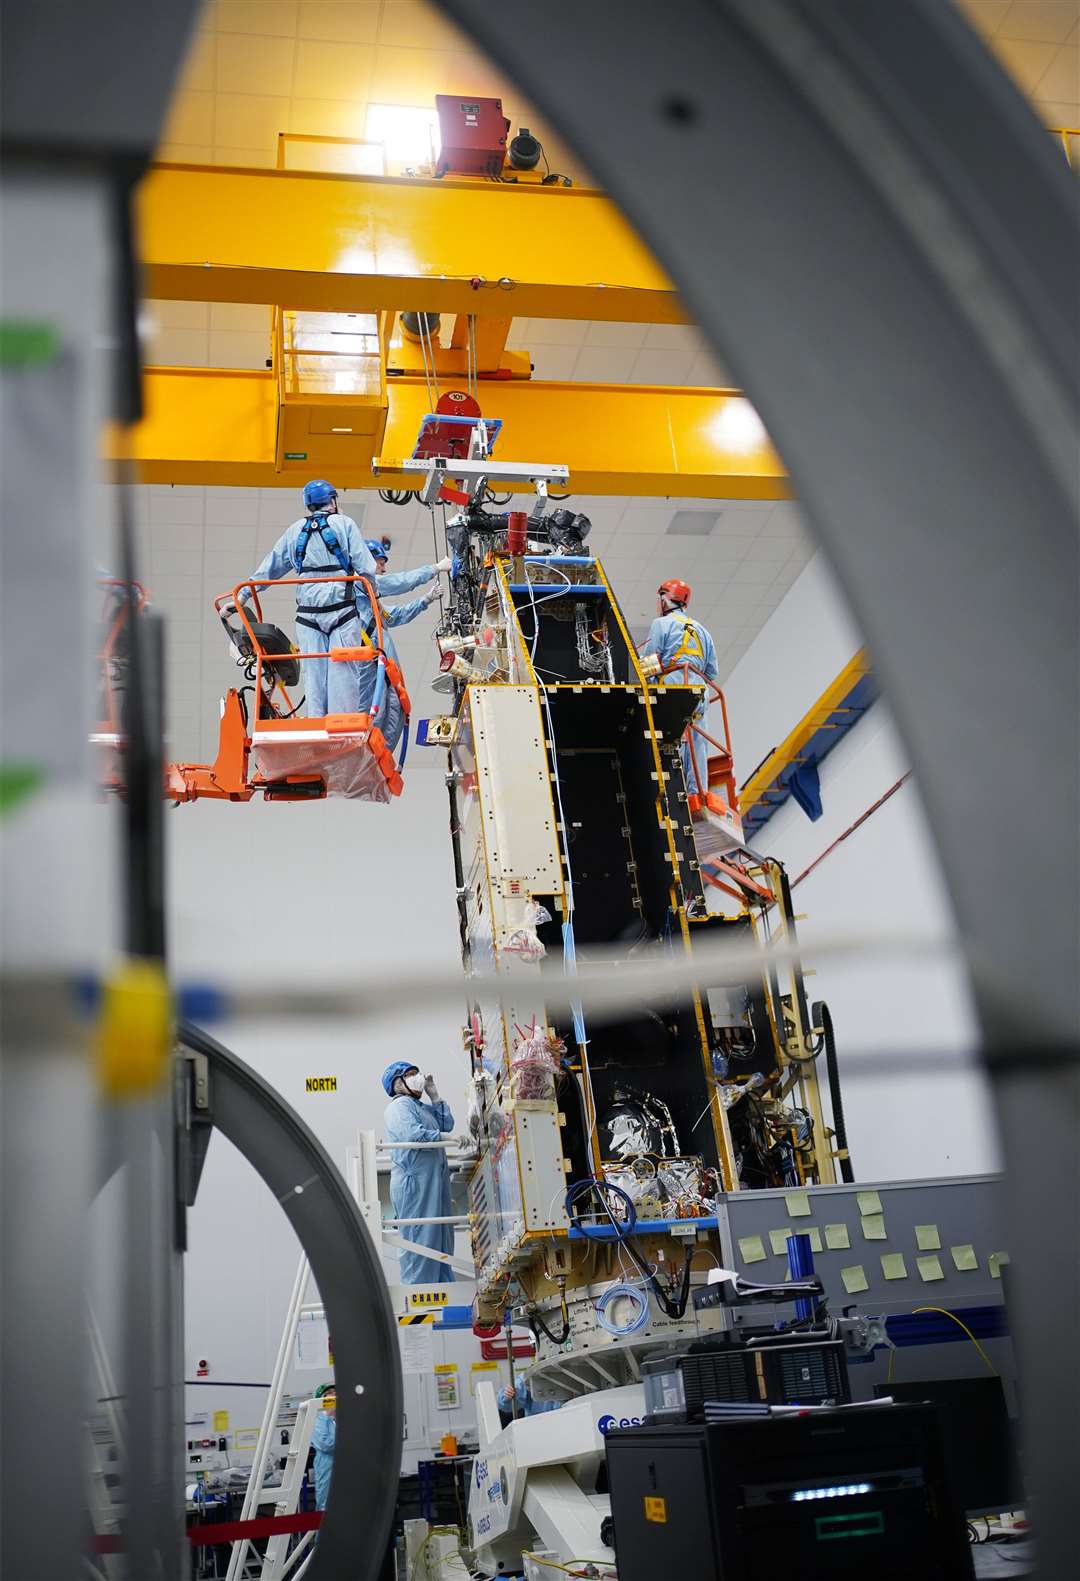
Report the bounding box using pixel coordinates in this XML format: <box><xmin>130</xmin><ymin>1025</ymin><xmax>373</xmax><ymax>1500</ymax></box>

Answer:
<box><xmin>366</xmin><ymin>539</ymin><xmax>389</xmax><ymax>562</ymax></box>
<box><xmin>381</xmin><ymin>1060</ymin><xmax>418</xmax><ymax>1097</ymax></box>
<box><xmin>303</xmin><ymin>479</ymin><xmax>337</xmax><ymax>510</ymax></box>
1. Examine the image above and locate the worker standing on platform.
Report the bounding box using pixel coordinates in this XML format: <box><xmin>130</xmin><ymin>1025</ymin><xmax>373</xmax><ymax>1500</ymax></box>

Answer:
<box><xmin>240</xmin><ymin>481</ymin><xmax>449</xmax><ymax>718</ymax></box>
<box><xmin>365</xmin><ymin>539</ymin><xmax>442</xmax><ymax>645</ymax></box>
<box><xmin>310</xmin><ymin>1384</ymin><xmax>336</xmax><ymax>1510</ymax></box>
<box><xmin>358</xmin><ymin>539</ymin><xmax>443</xmax><ymax>751</ymax></box>
<box><xmin>643</xmin><ymin>579</ymin><xmax>719</xmax><ymax>805</ymax></box>
<box><xmin>381</xmin><ymin>1061</ymin><xmax>456</xmax><ymax>1284</ymax></box>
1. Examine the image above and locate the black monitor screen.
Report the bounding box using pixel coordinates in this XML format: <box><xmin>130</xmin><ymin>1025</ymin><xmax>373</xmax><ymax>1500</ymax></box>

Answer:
<box><xmin>874</xmin><ymin>1376</ymin><xmax>1020</xmax><ymax>1516</ymax></box>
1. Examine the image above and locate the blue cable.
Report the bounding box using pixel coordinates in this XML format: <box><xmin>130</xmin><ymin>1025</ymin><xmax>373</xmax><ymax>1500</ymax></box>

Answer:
<box><xmin>596</xmin><ymin>1282</ymin><xmax>651</xmax><ymax>1336</ymax></box>
<box><xmin>370</xmin><ymin>652</ymin><xmax>387</xmax><ymax>724</ymax></box>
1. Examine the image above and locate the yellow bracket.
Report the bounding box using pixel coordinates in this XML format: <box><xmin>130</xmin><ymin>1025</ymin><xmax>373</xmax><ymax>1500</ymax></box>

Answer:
<box><xmin>96</xmin><ymin>959</ymin><xmax>172</xmax><ymax>1099</ymax></box>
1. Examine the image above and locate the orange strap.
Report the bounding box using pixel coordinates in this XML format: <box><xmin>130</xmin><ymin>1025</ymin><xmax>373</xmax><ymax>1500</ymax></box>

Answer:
<box><xmin>382</xmin><ymin>657</ymin><xmax>412</xmax><ymax>718</ymax></box>
<box><xmin>329</xmin><ymin>645</ymin><xmax>378</xmax><ymax>663</ymax></box>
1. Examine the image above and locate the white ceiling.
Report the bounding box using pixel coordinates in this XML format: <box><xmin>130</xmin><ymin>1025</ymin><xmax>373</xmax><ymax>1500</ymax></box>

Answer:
<box><xmin>104</xmin><ymin>483</ymin><xmax>810</xmax><ymax>768</ymax></box>
<box><xmin>142</xmin><ymin>305</ymin><xmax>729</xmax><ymax>387</ymax></box>
<box><xmin>955</xmin><ymin>0</ymin><xmax>1080</xmax><ymax>125</ymax></box>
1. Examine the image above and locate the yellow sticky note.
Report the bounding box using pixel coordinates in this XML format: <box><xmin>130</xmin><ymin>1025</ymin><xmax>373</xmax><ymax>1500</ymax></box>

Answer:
<box><xmin>785</xmin><ymin>1191</ymin><xmax>812</xmax><ymax>1218</ymax></box>
<box><xmin>881</xmin><ymin>1253</ymin><xmax>907</xmax><ymax>1281</ymax></box>
<box><xmin>808</xmin><ymin>1227</ymin><xmax>823</xmax><ymax>1254</ymax></box>
<box><xmin>951</xmin><ymin>1244</ymin><xmax>978</xmax><ymax>1272</ymax></box>
<box><xmin>738</xmin><ymin>1234</ymin><xmax>767</xmax><ymax>1265</ymax></box>
<box><xmin>825</xmin><ymin>1223</ymin><xmax>850</xmax><ymax>1251</ymax></box>
<box><xmin>769</xmin><ymin>1228</ymin><xmax>792</xmax><ymax>1256</ymax></box>
<box><xmin>841</xmin><ymin>1264</ymin><xmax>869</xmax><ymax>1294</ymax></box>
<box><xmin>915</xmin><ymin>1224</ymin><xmax>941</xmax><ymax>1251</ymax></box>
<box><xmin>989</xmin><ymin>1252</ymin><xmax>1010</xmax><ymax>1279</ymax></box>
<box><xmin>917</xmin><ymin>1254</ymin><xmax>945</xmax><ymax>1283</ymax></box>
<box><xmin>861</xmin><ymin>1213</ymin><xmax>887</xmax><ymax>1241</ymax></box>
<box><xmin>856</xmin><ymin>1190</ymin><xmax>882</xmax><ymax>1216</ymax></box>
<box><xmin>213</xmin><ymin>1409</ymin><xmax>229</xmax><ymax>1433</ymax></box>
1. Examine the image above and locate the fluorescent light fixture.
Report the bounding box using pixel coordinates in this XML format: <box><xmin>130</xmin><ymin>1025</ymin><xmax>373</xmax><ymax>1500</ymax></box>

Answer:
<box><xmin>366</xmin><ymin>104</ymin><xmax>441</xmax><ymax>168</ymax></box>
<box><xmin>709</xmin><ymin>397</ymin><xmax>769</xmax><ymax>455</ymax></box>
<box><xmin>667</xmin><ymin>509</ymin><xmax>722</xmax><ymax>537</ymax></box>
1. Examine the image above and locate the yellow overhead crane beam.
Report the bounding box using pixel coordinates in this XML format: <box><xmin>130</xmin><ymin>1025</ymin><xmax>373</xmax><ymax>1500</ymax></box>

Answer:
<box><xmin>136</xmin><ymin>163</ymin><xmax>686</xmax><ymax>323</ymax></box>
<box><xmin>111</xmin><ymin>369</ymin><xmax>790</xmax><ymax>499</ymax></box>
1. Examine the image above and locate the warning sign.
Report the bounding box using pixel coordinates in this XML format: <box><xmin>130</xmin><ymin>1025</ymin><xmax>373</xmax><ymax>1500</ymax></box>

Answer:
<box><xmin>644</xmin><ymin>1496</ymin><xmax>667</xmax><ymax>1524</ymax></box>
<box><xmin>470</xmin><ymin>1361</ymin><xmax>499</xmax><ymax>1395</ymax></box>
<box><xmin>409</xmin><ymin>1290</ymin><xmax>449</xmax><ymax>1309</ymax></box>
<box><xmin>305</xmin><ymin>1076</ymin><xmax>337</xmax><ymax>1093</ymax></box>
<box><xmin>434</xmin><ymin>1364</ymin><xmax>460</xmax><ymax>1409</ymax></box>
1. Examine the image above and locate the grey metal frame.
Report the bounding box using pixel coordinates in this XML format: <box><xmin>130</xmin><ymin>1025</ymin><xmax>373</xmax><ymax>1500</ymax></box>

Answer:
<box><xmin>179</xmin><ymin>1023</ymin><xmax>403</xmax><ymax>1581</ymax></box>
<box><xmin>437</xmin><ymin>2</ymin><xmax>1080</xmax><ymax>1573</ymax></box>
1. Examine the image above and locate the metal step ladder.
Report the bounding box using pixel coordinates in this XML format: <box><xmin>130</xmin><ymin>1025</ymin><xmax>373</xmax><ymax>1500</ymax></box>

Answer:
<box><xmin>258</xmin><ymin>1397</ymin><xmax>319</xmax><ymax>1581</ymax></box>
<box><xmin>85</xmin><ymin>1422</ymin><xmax>122</xmax><ymax>1580</ymax></box>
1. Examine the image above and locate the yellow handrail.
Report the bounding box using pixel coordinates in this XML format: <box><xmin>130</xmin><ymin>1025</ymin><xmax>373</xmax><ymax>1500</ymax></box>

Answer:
<box><xmin>1048</xmin><ymin>126</ymin><xmax>1079</xmax><ymax>168</ymax></box>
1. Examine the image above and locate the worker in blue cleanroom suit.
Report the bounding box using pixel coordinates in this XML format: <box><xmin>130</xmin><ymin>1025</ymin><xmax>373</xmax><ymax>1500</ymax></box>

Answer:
<box><xmin>642</xmin><ymin>578</ymin><xmax>719</xmax><ymax>803</ymax></box>
<box><xmin>240</xmin><ymin>480</ymin><xmax>450</xmax><ymax>718</ymax></box>
<box><xmin>359</xmin><ymin>540</ymin><xmax>443</xmax><ymax>750</ymax></box>
<box><xmin>498</xmin><ymin>1379</ymin><xmax>562</xmax><ymax>1422</ymax></box>
<box><xmin>382</xmin><ymin>1061</ymin><xmax>456</xmax><ymax>1284</ymax></box>
<box><xmin>310</xmin><ymin>1384</ymin><xmax>336</xmax><ymax>1510</ymax></box>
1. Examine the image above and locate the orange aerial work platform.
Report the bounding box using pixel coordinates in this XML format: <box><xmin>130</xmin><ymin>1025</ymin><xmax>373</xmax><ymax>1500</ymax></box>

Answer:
<box><xmin>649</xmin><ymin>656</ymin><xmax>775</xmax><ymax>906</ymax></box>
<box><xmin>166</xmin><ymin>574</ymin><xmax>410</xmax><ymax>805</ymax></box>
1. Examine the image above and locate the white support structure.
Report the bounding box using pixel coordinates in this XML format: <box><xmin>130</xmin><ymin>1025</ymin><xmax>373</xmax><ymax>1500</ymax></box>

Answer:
<box><xmin>468</xmin><ymin>1382</ymin><xmax>646</xmax><ymax>1572</ymax></box>
<box><xmin>352</xmin><ymin>1129</ymin><xmax>476</xmax><ymax>1278</ymax></box>
<box><xmin>85</xmin><ymin>1423</ymin><xmax>122</xmax><ymax>1581</ymax></box>
<box><xmin>380</xmin><ymin>1230</ymin><xmax>475</xmax><ymax>1278</ymax></box>
<box><xmin>86</xmin><ymin>1305</ymin><xmax>124</xmax><ymax>1580</ymax></box>
<box><xmin>371</xmin><ymin>452</ymin><xmax>569</xmax><ymax>507</ymax></box>
<box><xmin>259</xmin><ymin>1398</ymin><xmax>319</xmax><ymax>1581</ymax></box>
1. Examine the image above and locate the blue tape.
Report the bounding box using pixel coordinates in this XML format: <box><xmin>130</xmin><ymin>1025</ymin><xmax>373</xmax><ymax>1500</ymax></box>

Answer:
<box><xmin>567</xmin><ymin>1215</ymin><xmax>719</xmax><ymax>1241</ymax></box>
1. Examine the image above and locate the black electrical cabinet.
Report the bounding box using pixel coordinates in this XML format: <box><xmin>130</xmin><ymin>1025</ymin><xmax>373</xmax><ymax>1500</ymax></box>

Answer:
<box><xmin>605</xmin><ymin>1404</ymin><xmax>973</xmax><ymax>1580</ymax></box>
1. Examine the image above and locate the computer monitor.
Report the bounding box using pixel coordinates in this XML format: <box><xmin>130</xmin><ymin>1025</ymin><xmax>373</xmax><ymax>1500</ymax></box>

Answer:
<box><xmin>874</xmin><ymin>1376</ymin><xmax>1020</xmax><ymax>1516</ymax></box>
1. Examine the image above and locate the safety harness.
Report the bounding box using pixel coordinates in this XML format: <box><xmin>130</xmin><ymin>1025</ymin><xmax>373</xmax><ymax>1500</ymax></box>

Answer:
<box><xmin>293</xmin><ymin>512</ymin><xmax>372</xmax><ymax>638</ymax></box>
<box><xmin>666</xmin><ymin>610</ymin><xmax>707</xmax><ymax>667</ymax></box>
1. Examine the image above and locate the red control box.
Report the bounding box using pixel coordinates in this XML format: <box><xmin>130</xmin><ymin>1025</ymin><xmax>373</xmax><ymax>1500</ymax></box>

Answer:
<box><xmin>435</xmin><ymin>95</ymin><xmax>510</xmax><ymax>176</ymax></box>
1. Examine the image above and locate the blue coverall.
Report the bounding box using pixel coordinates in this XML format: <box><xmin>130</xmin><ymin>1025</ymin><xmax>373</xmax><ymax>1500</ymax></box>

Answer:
<box><xmin>384</xmin><ymin>1093</ymin><xmax>455</xmax><ymax>1284</ymax></box>
<box><xmin>358</xmin><ymin>575</ymin><xmax>440</xmax><ymax>751</ymax></box>
<box><xmin>499</xmin><ymin>1378</ymin><xmax>562</xmax><ymax>1418</ymax></box>
<box><xmin>310</xmin><ymin>1411</ymin><xmax>336</xmax><ymax>1510</ymax></box>
<box><xmin>245</xmin><ymin>514</ymin><xmax>436</xmax><ymax>721</ymax></box>
<box><xmin>643</xmin><ymin>610</ymin><xmax>719</xmax><ymax>797</ymax></box>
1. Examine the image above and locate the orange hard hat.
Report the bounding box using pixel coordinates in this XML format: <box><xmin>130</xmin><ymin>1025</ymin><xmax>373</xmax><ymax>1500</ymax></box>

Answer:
<box><xmin>658</xmin><ymin>578</ymin><xmax>692</xmax><ymax>607</ymax></box>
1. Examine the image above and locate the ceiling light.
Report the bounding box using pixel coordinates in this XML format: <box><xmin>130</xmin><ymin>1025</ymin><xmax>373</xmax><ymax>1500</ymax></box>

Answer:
<box><xmin>667</xmin><ymin>510</ymin><xmax>722</xmax><ymax>536</ymax></box>
<box><xmin>709</xmin><ymin>397</ymin><xmax>769</xmax><ymax>455</ymax></box>
<box><xmin>366</xmin><ymin>104</ymin><xmax>441</xmax><ymax>168</ymax></box>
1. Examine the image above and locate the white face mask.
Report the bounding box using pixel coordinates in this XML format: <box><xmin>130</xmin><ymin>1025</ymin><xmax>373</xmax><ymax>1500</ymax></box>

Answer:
<box><xmin>403</xmin><ymin>1072</ymin><xmax>425</xmax><ymax>1097</ymax></box>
